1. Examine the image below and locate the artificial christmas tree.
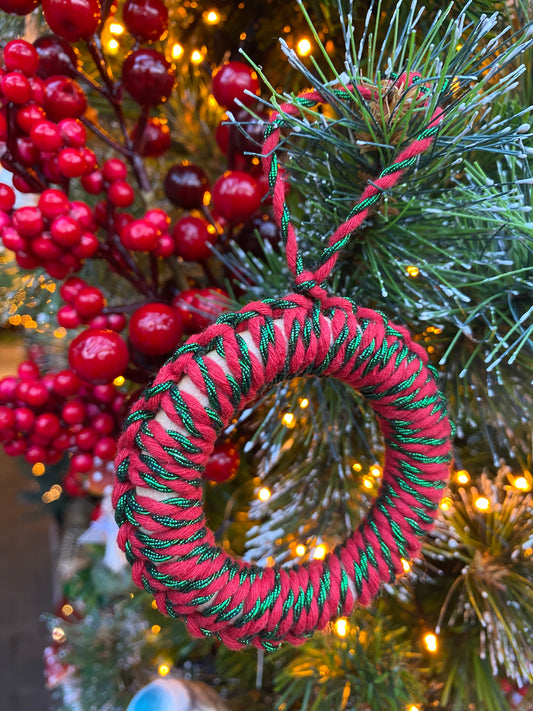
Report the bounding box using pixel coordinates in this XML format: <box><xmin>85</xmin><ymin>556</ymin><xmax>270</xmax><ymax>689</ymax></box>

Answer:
<box><xmin>0</xmin><ymin>0</ymin><xmax>532</xmax><ymax>709</ymax></box>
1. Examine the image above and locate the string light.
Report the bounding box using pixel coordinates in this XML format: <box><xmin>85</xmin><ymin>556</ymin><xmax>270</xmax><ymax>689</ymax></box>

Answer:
<box><xmin>363</xmin><ymin>477</ymin><xmax>374</xmax><ymax>489</ymax></box>
<box><xmin>401</xmin><ymin>558</ymin><xmax>411</xmax><ymax>572</ymax></box>
<box><xmin>113</xmin><ymin>375</ymin><xmax>125</xmax><ymax>386</ymax></box>
<box><xmin>335</xmin><ymin>618</ymin><xmax>348</xmax><ymax>637</ymax></box>
<box><xmin>52</xmin><ymin>626</ymin><xmax>66</xmax><ymax>643</ymax></box>
<box><xmin>423</xmin><ymin>632</ymin><xmax>438</xmax><ymax>652</ymax></box>
<box><xmin>439</xmin><ymin>497</ymin><xmax>452</xmax><ymax>511</ymax></box>
<box><xmin>313</xmin><ymin>544</ymin><xmax>327</xmax><ymax>560</ymax></box>
<box><xmin>370</xmin><ymin>465</ymin><xmax>382</xmax><ymax>477</ymax></box>
<box><xmin>109</xmin><ymin>22</ymin><xmax>124</xmax><ymax>35</ymax></box>
<box><xmin>191</xmin><ymin>50</ymin><xmax>204</xmax><ymax>63</ymax></box>
<box><xmin>295</xmin><ymin>544</ymin><xmax>306</xmax><ymax>556</ymax></box>
<box><xmin>107</xmin><ymin>38</ymin><xmax>119</xmax><ymax>53</ymax></box>
<box><xmin>408</xmin><ymin>706</ymin><xmax>421</xmax><ymax>711</ymax></box>
<box><xmin>474</xmin><ymin>496</ymin><xmax>490</xmax><ymax>512</ymax></box>
<box><xmin>282</xmin><ymin>412</ymin><xmax>295</xmax><ymax>427</ymax></box>
<box><xmin>258</xmin><ymin>487</ymin><xmax>271</xmax><ymax>501</ymax></box>
<box><xmin>296</xmin><ymin>38</ymin><xmax>312</xmax><ymax>56</ymax></box>
<box><xmin>352</xmin><ymin>462</ymin><xmax>362</xmax><ymax>472</ymax></box>
<box><xmin>158</xmin><ymin>663</ymin><xmax>170</xmax><ymax>676</ymax></box>
<box><xmin>406</xmin><ymin>265</ymin><xmax>419</xmax><ymax>277</ymax></box>
<box><xmin>151</xmin><ymin>625</ymin><xmax>161</xmax><ymax>634</ymax></box>
<box><xmin>513</xmin><ymin>476</ymin><xmax>530</xmax><ymax>491</ymax></box>
<box><xmin>204</xmin><ymin>9</ymin><xmax>220</xmax><ymax>23</ymax></box>
<box><xmin>455</xmin><ymin>469</ymin><xmax>470</xmax><ymax>484</ymax></box>
<box><xmin>61</xmin><ymin>603</ymin><xmax>74</xmax><ymax>616</ymax></box>
<box><xmin>172</xmin><ymin>43</ymin><xmax>184</xmax><ymax>59</ymax></box>
<box><xmin>53</xmin><ymin>327</ymin><xmax>67</xmax><ymax>338</ymax></box>
<box><xmin>32</xmin><ymin>462</ymin><xmax>45</xmax><ymax>476</ymax></box>
<box><xmin>299</xmin><ymin>398</ymin><xmax>309</xmax><ymax>409</ymax></box>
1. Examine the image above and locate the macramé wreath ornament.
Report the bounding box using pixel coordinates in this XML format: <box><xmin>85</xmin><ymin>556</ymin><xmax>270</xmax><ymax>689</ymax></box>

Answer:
<box><xmin>113</xmin><ymin>77</ymin><xmax>453</xmax><ymax>652</ymax></box>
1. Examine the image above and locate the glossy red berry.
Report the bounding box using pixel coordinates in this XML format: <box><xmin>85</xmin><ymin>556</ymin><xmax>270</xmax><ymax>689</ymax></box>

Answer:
<box><xmin>12</xmin><ymin>206</ymin><xmax>44</xmax><ymax>237</ymax></box>
<box><xmin>42</xmin><ymin>0</ymin><xmax>101</xmax><ymax>41</ymax></box>
<box><xmin>155</xmin><ymin>233</ymin><xmax>174</xmax><ymax>258</ymax></box>
<box><xmin>34</xmin><ymin>35</ymin><xmax>80</xmax><ymax>79</ymax></box>
<box><xmin>62</xmin><ymin>470</ymin><xmax>85</xmax><ymax>496</ymax></box>
<box><xmin>1</xmin><ymin>72</ymin><xmax>32</xmax><ymax>104</ymax></box>
<box><xmin>102</xmin><ymin>158</ymin><xmax>127</xmax><ymax>182</ymax></box>
<box><xmin>75</xmin><ymin>426</ymin><xmax>98</xmax><ymax>451</ymax></box>
<box><xmin>39</xmin><ymin>189</ymin><xmax>70</xmax><ymax>219</ymax></box>
<box><xmin>0</xmin><ymin>405</ymin><xmax>15</xmax><ymax>430</ymax></box>
<box><xmin>44</xmin><ymin>76</ymin><xmax>86</xmax><ymax>122</ymax></box>
<box><xmin>212</xmin><ymin>61</ymin><xmax>260</xmax><ymax>110</ymax></box>
<box><xmin>68</xmin><ymin>329</ymin><xmax>129</xmax><ymax>384</ymax></box>
<box><xmin>33</xmin><ymin>233</ymin><xmax>63</xmax><ymax>261</ymax></box>
<box><xmin>73</xmin><ymin>230</ymin><xmax>98</xmax><ymax>257</ymax></box>
<box><xmin>132</xmin><ymin>116</ymin><xmax>170</xmax><ymax>157</ymax></box>
<box><xmin>60</xmin><ymin>276</ymin><xmax>86</xmax><ymax>303</ymax></box>
<box><xmin>172</xmin><ymin>287</ymin><xmax>229</xmax><ymax>333</ymax></box>
<box><xmin>120</xmin><ymin>219</ymin><xmax>159</xmax><ymax>252</ymax></box>
<box><xmin>172</xmin><ymin>216</ymin><xmax>217</xmax><ymax>262</ymax></box>
<box><xmin>14</xmin><ymin>406</ymin><xmax>36</xmax><ymax>432</ymax></box>
<box><xmin>31</xmin><ymin>120</ymin><xmax>63</xmax><ymax>152</ymax></box>
<box><xmin>212</xmin><ymin>170</ymin><xmax>262</xmax><ymax>222</ymax></box>
<box><xmin>34</xmin><ymin>412</ymin><xmax>61</xmax><ymax>440</ymax></box>
<box><xmin>57</xmin><ymin>148</ymin><xmax>86</xmax><ymax>178</ymax></box>
<box><xmin>93</xmin><ymin>436</ymin><xmax>116</xmax><ymax>460</ymax></box>
<box><xmin>164</xmin><ymin>163</ymin><xmax>209</xmax><ymax>210</ymax></box>
<box><xmin>107</xmin><ymin>180</ymin><xmax>134</xmax><ymax>207</ymax></box>
<box><xmin>14</xmin><ymin>136</ymin><xmax>40</xmax><ymax>166</ymax></box>
<box><xmin>128</xmin><ymin>302</ymin><xmax>183</xmax><ymax>356</ymax></box>
<box><xmin>0</xmin><ymin>0</ymin><xmax>40</xmax><ymax>15</ymax></box>
<box><xmin>203</xmin><ymin>441</ymin><xmax>240</xmax><ymax>483</ymax></box>
<box><xmin>74</xmin><ymin>286</ymin><xmax>105</xmax><ymax>318</ymax></box>
<box><xmin>18</xmin><ymin>360</ymin><xmax>40</xmax><ymax>379</ymax></box>
<box><xmin>2</xmin><ymin>228</ymin><xmax>26</xmax><ymax>252</ymax></box>
<box><xmin>69</xmin><ymin>201</ymin><xmax>93</xmax><ymax>229</ymax></box>
<box><xmin>70</xmin><ymin>452</ymin><xmax>93</xmax><ymax>473</ymax></box>
<box><xmin>122</xmin><ymin>49</ymin><xmax>175</xmax><ymax>106</ymax></box>
<box><xmin>58</xmin><ymin>118</ymin><xmax>86</xmax><ymax>147</ymax></box>
<box><xmin>0</xmin><ymin>184</ymin><xmax>15</xmax><ymax>211</ymax></box>
<box><xmin>92</xmin><ymin>412</ymin><xmax>115</xmax><ymax>435</ymax></box>
<box><xmin>17</xmin><ymin>379</ymin><xmax>49</xmax><ymax>407</ymax></box>
<box><xmin>51</xmin><ymin>215</ymin><xmax>81</xmax><ymax>246</ymax></box>
<box><xmin>144</xmin><ymin>208</ymin><xmax>170</xmax><ymax>232</ymax></box>
<box><xmin>16</xmin><ymin>103</ymin><xmax>47</xmax><ymax>134</ymax></box>
<box><xmin>123</xmin><ymin>0</ymin><xmax>168</xmax><ymax>42</ymax></box>
<box><xmin>53</xmin><ymin>369</ymin><xmax>81</xmax><ymax>396</ymax></box>
<box><xmin>57</xmin><ymin>304</ymin><xmax>81</xmax><ymax>329</ymax></box>
<box><xmin>4</xmin><ymin>39</ymin><xmax>39</xmax><ymax>76</ymax></box>
<box><xmin>81</xmin><ymin>171</ymin><xmax>104</xmax><ymax>194</ymax></box>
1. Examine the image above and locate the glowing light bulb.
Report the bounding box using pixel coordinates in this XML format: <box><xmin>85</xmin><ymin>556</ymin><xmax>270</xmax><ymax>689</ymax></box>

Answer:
<box><xmin>158</xmin><ymin>663</ymin><xmax>170</xmax><ymax>676</ymax></box>
<box><xmin>401</xmin><ymin>558</ymin><xmax>411</xmax><ymax>572</ymax></box>
<box><xmin>514</xmin><ymin>476</ymin><xmax>530</xmax><ymax>491</ymax></box>
<box><xmin>474</xmin><ymin>496</ymin><xmax>490</xmax><ymax>512</ymax></box>
<box><xmin>363</xmin><ymin>477</ymin><xmax>374</xmax><ymax>489</ymax></box>
<box><xmin>406</xmin><ymin>265</ymin><xmax>419</xmax><ymax>278</ymax></box>
<box><xmin>352</xmin><ymin>462</ymin><xmax>362</xmax><ymax>472</ymax></box>
<box><xmin>335</xmin><ymin>618</ymin><xmax>348</xmax><ymax>636</ymax></box>
<box><xmin>455</xmin><ymin>470</ymin><xmax>470</xmax><ymax>484</ymax></box>
<box><xmin>52</xmin><ymin>627</ymin><xmax>66</xmax><ymax>643</ymax></box>
<box><xmin>299</xmin><ymin>398</ymin><xmax>309</xmax><ymax>409</ymax></box>
<box><xmin>408</xmin><ymin>706</ymin><xmax>421</xmax><ymax>711</ymax></box>
<box><xmin>113</xmin><ymin>375</ymin><xmax>125</xmax><ymax>386</ymax></box>
<box><xmin>258</xmin><ymin>487</ymin><xmax>271</xmax><ymax>501</ymax></box>
<box><xmin>295</xmin><ymin>544</ymin><xmax>306</xmax><ymax>557</ymax></box>
<box><xmin>313</xmin><ymin>544</ymin><xmax>327</xmax><ymax>560</ymax></box>
<box><xmin>172</xmin><ymin>43</ymin><xmax>184</xmax><ymax>59</ymax></box>
<box><xmin>151</xmin><ymin>625</ymin><xmax>161</xmax><ymax>634</ymax></box>
<box><xmin>370</xmin><ymin>465</ymin><xmax>381</xmax><ymax>477</ymax></box>
<box><xmin>191</xmin><ymin>50</ymin><xmax>204</xmax><ymax>64</ymax></box>
<box><xmin>53</xmin><ymin>327</ymin><xmax>66</xmax><ymax>338</ymax></box>
<box><xmin>282</xmin><ymin>412</ymin><xmax>295</xmax><ymax>427</ymax></box>
<box><xmin>107</xmin><ymin>38</ymin><xmax>119</xmax><ymax>53</ymax></box>
<box><xmin>32</xmin><ymin>462</ymin><xmax>45</xmax><ymax>476</ymax></box>
<box><xmin>439</xmin><ymin>497</ymin><xmax>452</xmax><ymax>511</ymax></box>
<box><xmin>205</xmin><ymin>9</ymin><xmax>220</xmax><ymax>23</ymax></box>
<box><xmin>424</xmin><ymin>632</ymin><xmax>438</xmax><ymax>652</ymax></box>
<box><xmin>296</xmin><ymin>38</ymin><xmax>312</xmax><ymax>56</ymax></box>
<box><xmin>109</xmin><ymin>22</ymin><xmax>124</xmax><ymax>35</ymax></box>
<box><xmin>61</xmin><ymin>604</ymin><xmax>73</xmax><ymax>616</ymax></box>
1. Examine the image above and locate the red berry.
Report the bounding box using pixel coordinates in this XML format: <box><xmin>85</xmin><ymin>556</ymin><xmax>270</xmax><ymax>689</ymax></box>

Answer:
<box><xmin>172</xmin><ymin>287</ymin><xmax>229</xmax><ymax>332</ymax></box>
<box><xmin>107</xmin><ymin>180</ymin><xmax>134</xmax><ymax>207</ymax></box>
<box><xmin>212</xmin><ymin>170</ymin><xmax>262</xmax><ymax>222</ymax></box>
<box><xmin>122</xmin><ymin>49</ymin><xmax>175</xmax><ymax>106</ymax></box>
<box><xmin>42</xmin><ymin>0</ymin><xmax>101</xmax><ymax>41</ymax></box>
<box><xmin>17</xmin><ymin>380</ymin><xmax>49</xmax><ymax>407</ymax></box>
<box><xmin>57</xmin><ymin>304</ymin><xmax>81</xmax><ymax>328</ymax></box>
<box><xmin>68</xmin><ymin>329</ymin><xmax>129</xmax><ymax>384</ymax></box>
<box><xmin>44</xmin><ymin>76</ymin><xmax>86</xmax><ymax>122</ymax></box>
<box><xmin>128</xmin><ymin>302</ymin><xmax>183</xmax><ymax>356</ymax></box>
<box><xmin>62</xmin><ymin>470</ymin><xmax>85</xmax><ymax>496</ymax></box>
<box><xmin>58</xmin><ymin>117</ymin><xmax>86</xmax><ymax>147</ymax></box>
<box><xmin>203</xmin><ymin>441</ymin><xmax>240</xmax><ymax>483</ymax></box>
<box><xmin>102</xmin><ymin>158</ymin><xmax>127</xmax><ymax>182</ymax></box>
<box><xmin>2</xmin><ymin>227</ymin><xmax>26</xmax><ymax>252</ymax></box>
<box><xmin>93</xmin><ymin>383</ymin><xmax>115</xmax><ymax>402</ymax></box>
<box><xmin>58</xmin><ymin>148</ymin><xmax>86</xmax><ymax>178</ymax></box>
<box><xmin>0</xmin><ymin>376</ymin><xmax>19</xmax><ymax>403</ymax></box>
<box><xmin>164</xmin><ymin>162</ymin><xmax>209</xmax><ymax>210</ymax></box>
<box><xmin>34</xmin><ymin>412</ymin><xmax>61</xmax><ymax>440</ymax></box>
<box><xmin>14</xmin><ymin>406</ymin><xmax>35</xmax><ymax>432</ymax></box>
<box><xmin>107</xmin><ymin>312</ymin><xmax>126</xmax><ymax>332</ymax></box>
<box><xmin>73</xmin><ymin>231</ymin><xmax>98</xmax><ymax>258</ymax></box>
<box><xmin>53</xmin><ymin>369</ymin><xmax>81</xmax><ymax>396</ymax></box>
<box><xmin>14</xmin><ymin>136</ymin><xmax>40</xmax><ymax>167</ymax></box>
<box><xmin>0</xmin><ymin>0</ymin><xmax>39</xmax><ymax>14</ymax></box>
<box><xmin>0</xmin><ymin>184</ymin><xmax>15</xmax><ymax>211</ymax></box>
<box><xmin>155</xmin><ymin>233</ymin><xmax>174</xmax><ymax>258</ymax></box>
<box><xmin>172</xmin><ymin>216</ymin><xmax>217</xmax><ymax>261</ymax></box>
<box><xmin>15</xmin><ymin>249</ymin><xmax>40</xmax><ymax>269</ymax></box>
<box><xmin>70</xmin><ymin>452</ymin><xmax>93</xmax><ymax>473</ymax></box>
<box><xmin>29</xmin><ymin>76</ymin><xmax>45</xmax><ymax>104</ymax></box>
<box><xmin>92</xmin><ymin>412</ymin><xmax>115</xmax><ymax>435</ymax></box>
<box><xmin>123</xmin><ymin>0</ymin><xmax>168</xmax><ymax>42</ymax></box>
<box><xmin>236</xmin><ymin>213</ymin><xmax>280</xmax><ymax>255</ymax></box>
<box><xmin>69</xmin><ymin>201</ymin><xmax>93</xmax><ymax>229</ymax></box>
<box><xmin>30</xmin><ymin>120</ymin><xmax>61</xmax><ymax>151</ymax></box>
<box><xmin>0</xmin><ymin>111</ymin><xmax>6</xmax><ymax>141</ymax></box>
<box><xmin>39</xmin><ymin>188</ymin><xmax>70</xmax><ymax>219</ymax></box>
<box><xmin>16</xmin><ymin>103</ymin><xmax>46</xmax><ymax>133</ymax></box>
<box><xmin>212</xmin><ymin>61</ymin><xmax>260</xmax><ymax>110</ymax></box>
<box><xmin>75</xmin><ymin>426</ymin><xmax>98</xmax><ymax>451</ymax></box>
<box><xmin>0</xmin><ymin>405</ymin><xmax>15</xmax><ymax>430</ymax></box>
<box><xmin>25</xmin><ymin>444</ymin><xmax>47</xmax><ymax>464</ymax></box>
<box><xmin>81</xmin><ymin>171</ymin><xmax>103</xmax><ymax>194</ymax></box>
<box><xmin>1</xmin><ymin>71</ymin><xmax>31</xmax><ymax>104</ymax></box>
<box><xmin>51</xmin><ymin>215</ymin><xmax>81</xmax><ymax>247</ymax></box>
<box><xmin>93</xmin><ymin>436</ymin><xmax>116</xmax><ymax>460</ymax></box>
<box><xmin>42</xmin><ymin>154</ymin><xmax>62</xmax><ymax>184</ymax></box>
<box><xmin>61</xmin><ymin>399</ymin><xmax>86</xmax><ymax>425</ymax></box>
<box><xmin>60</xmin><ymin>276</ymin><xmax>86</xmax><ymax>303</ymax></box>
<box><xmin>144</xmin><ymin>208</ymin><xmax>170</xmax><ymax>233</ymax></box>
<box><xmin>4</xmin><ymin>39</ymin><xmax>39</xmax><ymax>76</ymax></box>
<box><xmin>13</xmin><ymin>206</ymin><xmax>44</xmax><ymax>237</ymax></box>
<box><xmin>120</xmin><ymin>219</ymin><xmax>159</xmax><ymax>252</ymax></box>
<box><xmin>0</xmin><ymin>211</ymin><xmax>11</xmax><ymax>232</ymax></box>
<box><xmin>34</xmin><ymin>36</ymin><xmax>80</xmax><ymax>79</ymax></box>
<box><xmin>89</xmin><ymin>315</ymin><xmax>107</xmax><ymax>329</ymax></box>
<box><xmin>132</xmin><ymin>116</ymin><xmax>170</xmax><ymax>157</ymax></box>
<box><xmin>18</xmin><ymin>360</ymin><xmax>40</xmax><ymax>379</ymax></box>
<box><xmin>74</xmin><ymin>286</ymin><xmax>105</xmax><ymax>318</ymax></box>
<box><xmin>33</xmin><ymin>233</ymin><xmax>63</xmax><ymax>261</ymax></box>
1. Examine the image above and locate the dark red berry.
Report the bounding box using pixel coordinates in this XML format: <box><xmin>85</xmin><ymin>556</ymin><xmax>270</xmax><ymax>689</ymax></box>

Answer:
<box><xmin>203</xmin><ymin>441</ymin><xmax>240</xmax><ymax>483</ymax></box>
<box><xmin>34</xmin><ymin>35</ymin><xmax>80</xmax><ymax>79</ymax></box>
<box><xmin>212</xmin><ymin>170</ymin><xmax>262</xmax><ymax>222</ymax></box>
<box><xmin>212</xmin><ymin>61</ymin><xmax>260</xmax><ymax>110</ymax></box>
<box><xmin>123</xmin><ymin>0</ymin><xmax>168</xmax><ymax>42</ymax></box>
<box><xmin>74</xmin><ymin>286</ymin><xmax>105</xmax><ymax>318</ymax></box>
<box><xmin>132</xmin><ymin>116</ymin><xmax>170</xmax><ymax>157</ymax></box>
<box><xmin>44</xmin><ymin>76</ymin><xmax>86</xmax><ymax>122</ymax></box>
<box><xmin>4</xmin><ymin>39</ymin><xmax>39</xmax><ymax>76</ymax></box>
<box><xmin>62</xmin><ymin>470</ymin><xmax>85</xmax><ymax>496</ymax></box>
<box><xmin>128</xmin><ymin>302</ymin><xmax>182</xmax><ymax>356</ymax></box>
<box><xmin>172</xmin><ymin>215</ymin><xmax>217</xmax><ymax>261</ymax></box>
<box><xmin>1</xmin><ymin>72</ymin><xmax>31</xmax><ymax>104</ymax></box>
<box><xmin>164</xmin><ymin>163</ymin><xmax>209</xmax><ymax>210</ymax></box>
<box><xmin>122</xmin><ymin>48</ymin><xmax>174</xmax><ymax>106</ymax></box>
<box><xmin>0</xmin><ymin>0</ymin><xmax>39</xmax><ymax>15</ymax></box>
<box><xmin>42</xmin><ymin>0</ymin><xmax>101</xmax><ymax>42</ymax></box>
<box><xmin>14</xmin><ymin>136</ymin><xmax>40</xmax><ymax>166</ymax></box>
<box><xmin>68</xmin><ymin>329</ymin><xmax>129</xmax><ymax>384</ymax></box>
<box><xmin>236</xmin><ymin>214</ymin><xmax>280</xmax><ymax>255</ymax></box>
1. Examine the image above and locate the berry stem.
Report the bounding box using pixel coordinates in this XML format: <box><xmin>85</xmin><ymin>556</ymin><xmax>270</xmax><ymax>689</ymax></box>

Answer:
<box><xmin>80</xmin><ymin>116</ymin><xmax>130</xmax><ymax>157</ymax></box>
<box><xmin>149</xmin><ymin>252</ymin><xmax>159</xmax><ymax>293</ymax></box>
<box><xmin>5</xmin><ymin>105</ymin><xmax>47</xmax><ymax>193</ymax></box>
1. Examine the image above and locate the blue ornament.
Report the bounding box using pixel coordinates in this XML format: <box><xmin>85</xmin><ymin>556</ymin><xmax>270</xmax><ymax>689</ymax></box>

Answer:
<box><xmin>127</xmin><ymin>678</ymin><xmax>228</xmax><ymax>711</ymax></box>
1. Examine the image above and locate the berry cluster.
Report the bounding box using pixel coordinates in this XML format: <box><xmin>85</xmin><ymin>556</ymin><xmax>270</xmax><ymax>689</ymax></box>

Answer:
<box><xmin>0</xmin><ymin>359</ymin><xmax>125</xmax><ymax>494</ymax></box>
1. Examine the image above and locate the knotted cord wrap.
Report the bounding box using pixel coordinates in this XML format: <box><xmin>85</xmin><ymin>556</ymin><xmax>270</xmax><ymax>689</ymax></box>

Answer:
<box><xmin>113</xmin><ymin>80</ymin><xmax>452</xmax><ymax>651</ymax></box>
